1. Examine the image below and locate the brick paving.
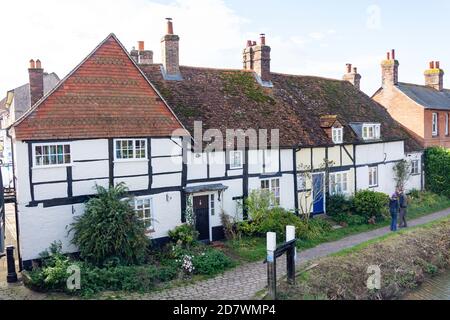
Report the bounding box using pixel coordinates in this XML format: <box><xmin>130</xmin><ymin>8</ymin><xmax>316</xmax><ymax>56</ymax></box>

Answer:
<box><xmin>1</xmin><ymin>206</ymin><xmax>450</xmax><ymax>300</ymax></box>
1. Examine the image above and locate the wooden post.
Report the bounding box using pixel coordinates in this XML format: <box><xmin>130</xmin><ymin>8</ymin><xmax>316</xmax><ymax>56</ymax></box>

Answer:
<box><xmin>266</xmin><ymin>232</ymin><xmax>277</xmax><ymax>300</ymax></box>
<box><xmin>286</xmin><ymin>226</ymin><xmax>296</xmax><ymax>285</ymax></box>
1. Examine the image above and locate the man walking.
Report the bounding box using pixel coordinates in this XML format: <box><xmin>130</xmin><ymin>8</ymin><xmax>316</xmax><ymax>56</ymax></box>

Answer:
<box><xmin>398</xmin><ymin>189</ymin><xmax>408</xmax><ymax>228</ymax></box>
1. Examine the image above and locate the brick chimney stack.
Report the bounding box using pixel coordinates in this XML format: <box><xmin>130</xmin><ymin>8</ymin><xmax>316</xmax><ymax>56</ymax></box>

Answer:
<box><xmin>343</xmin><ymin>63</ymin><xmax>362</xmax><ymax>90</ymax></box>
<box><xmin>137</xmin><ymin>41</ymin><xmax>153</xmax><ymax>65</ymax></box>
<box><xmin>242</xmin><ymin>34</ymin><xmax>272</xmax><ymax>86</ymax></box>
<box><xmin>28</xmin><ymin>59</ymin><xmax>44</xmax><ymax>107</ymax></box>
<box><xmin>381</xmin><ymin>49</ymin><xmax>399</xmax><ymax>88</ymax></box>
<box><xmin>161</xmin><ymin>18</ymin><xmax>181</xmax><ymax>80</ymax></box>
<box><xmin>425</xmin><ymin>61</ymin><xmax>444</xmax><ymax>91</ymax></box>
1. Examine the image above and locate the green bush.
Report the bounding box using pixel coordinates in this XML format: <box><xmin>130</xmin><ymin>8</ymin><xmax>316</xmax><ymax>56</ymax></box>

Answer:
<box><xmin>296</xmin><ymin>218</ymin><xmax>333</xmax><ymax>241</ymax></box>
<box><xmin>168</xmin><ymin>224</ymin><xmax>199</xmax><ymax>247</ymax></box>
<box><xmin>353</xmin><ymin>190</ymin><xmax>389</xmax><ymax>222</ymax></box>
<box><xmin>256</xmin><ymin>207</ymin><xmax>301</xmax><ymax>239</ymax></box>
<box><xmin>192</xmin><ymin>249</ymin><xmax>235</xmax><ymax>276</ymax></box>
<box><xmin>326</xmin><ymin>194</ymin><xmax>354</xmax><ymax>217</ymax></box>
<box><xmin>27</xmin><ymin>247</ymin><xmax>179</xmax><ymax>296</ymax></box>
<box><xmin>70</xmin><ymin>183</ymin><xmax>149</xmax><ymax>267</ymax></box>
<box><xmin>425</xmin><ymin>147</ymin><xmax>450</xmax><ymax>197</ymax></box>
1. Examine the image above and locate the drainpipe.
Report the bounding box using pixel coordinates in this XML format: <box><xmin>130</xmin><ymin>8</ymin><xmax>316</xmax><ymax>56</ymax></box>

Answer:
<box><xmin>6</xmin><ymin>127</ymin><xmax>22</xmax><ymax>271</ymax></box>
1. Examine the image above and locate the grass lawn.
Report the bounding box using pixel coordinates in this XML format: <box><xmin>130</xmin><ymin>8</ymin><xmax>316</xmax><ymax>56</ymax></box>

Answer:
<box><xmin>225</xmin><ymin>192</ymin><xmax>450</xmax><ymax>263</ymax></box>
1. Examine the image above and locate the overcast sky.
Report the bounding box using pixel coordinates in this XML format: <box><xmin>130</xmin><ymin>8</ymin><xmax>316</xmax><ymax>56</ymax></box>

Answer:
<box><xmin>0</xmin><ymin>0</ymin><xmax>449</xmax><ymax>96</ymax></box>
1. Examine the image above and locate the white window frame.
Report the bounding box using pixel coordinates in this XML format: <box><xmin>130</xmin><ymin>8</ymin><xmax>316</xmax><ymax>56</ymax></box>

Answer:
<box><xmin>332</xmin><ymin>127</ymin><xmax>343</xmax><ymax>144</ymax></box>
<box><xmin>229</xmin><ymin>150</ymin><xmax>243</xmax><ymax>170</ymax></box>
<box><xmin>114</xmin><ymin>139</ymin><xmax>147</xmax><ymax>161</ymax></box>
<box><xmin>446</xmin><ymin>113</ymin><xmax>449</xmax><ymax>136</ymax></box>
<box><xmin>210</xmin><ymin>194</ymin><xmax>215</xmax><ymax>216</ymax></box>
<box><xmin>362</xmin><ymin>123</ymin><xmax>381</xmax><ymax>140</ymax></box>
<box><xmin>33</xmin><ymin>142</ymin><xmax>72</xmax><ymax>168</ymax></box>
<box><xmin>297</xmin><ymin>174</ymin><xmax>307</xmax><ymax>191</ymax></box>
<box><xmin>368</xmin><ymin>166</ymin><xmax>378</xmax><ymax>187</ymax></box>
<box><xmin>432</xmin><ymin>113</ymin><xmax>439</xmax><ymax>136</ymax></box>
<box><xmin>411</xmin><ymin>160</ymin><xmax>420</xmax><ymax>175</ymax></box>
<box><xmin>261</xmin><ymin>178</ymin><xmax>281</xmax><ymax>206</ymax></box>
<box><xmin>133</xmin><ymin>196</ymin><xmax>154</xmax><ymax>231</ymax></box>
<box><xmin>329</xmin><ymin>171</ymin><xmax>349</xmax><ymax>195</ymax></box>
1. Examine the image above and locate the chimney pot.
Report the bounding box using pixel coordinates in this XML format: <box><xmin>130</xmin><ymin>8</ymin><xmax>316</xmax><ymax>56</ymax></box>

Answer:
<box><xmin>246</xmin><ymin>40</ymin><xmax>252</xmax><ymax>47</ymax></box>
<box><xmin>436</xmin><ymin>61</ymin><xmax>440</xmax><ymax>69</ymax></box>
<box><xmin>138</xmin><ymin>41</ymin><xmax>145</xmax><ymax>51</ymax></box>
<box><xmin>166</xmin><ymin>17</ymin><xmax>174</xmax><ymax>35</ymax></box>
<box><xmin>28</xmin><ymin>59</ymin><xmax>44</xmax><ymax>106</ymax></box>
<box><xmin>253</xmin><ymin>41</ymin><xmax>257</xmax><ymax>46</ymax></box>
<box><xmin>346</xmin><ymin>63</ymin><xmax>352</xmax><ymax>73</ymax></box>
<box><xmin>260</xmin><ymin>33</ymin><xmax>266</xmax><ymax>46</ymax></box>
<box><xmin>161</xmin><ymin>18</ymin><xmax>181</xmax><ymax>79</ymax></box>
<box><xmin>381</xmin><ymin>50</ymin><xmax>399</xmax><ymax>88</ymax></box>
<box><xmin>343</xmin><ymin>64</ymin><xmax>361</xmax><ymax>89</ymax></box>
<box><xmin>430</xmin><ymin>61</ymin><xmax>435</xmax><ymax>69</ymax></box>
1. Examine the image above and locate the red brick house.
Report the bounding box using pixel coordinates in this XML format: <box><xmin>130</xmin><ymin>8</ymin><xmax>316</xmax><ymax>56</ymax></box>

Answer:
<box><xmin>373</xmin><ymin>50</ymin><xmax>450</xmax><ymax>148</ymax></box>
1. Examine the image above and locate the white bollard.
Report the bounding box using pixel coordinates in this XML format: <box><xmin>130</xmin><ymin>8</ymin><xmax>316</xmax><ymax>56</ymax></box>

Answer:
<box><xmin>286</xmin><ymin>225</ymin><xmax>297</xmax><ymax>262</ymax></box>
<box><xmin>267</xmin><ymin>232</ymin><xmax>277</xmax><ymax>253</ymax></box>
<box><xmin>286</xmin><ymin>225</ymin><xmax>295</xmax><ymax>242</ymax></box>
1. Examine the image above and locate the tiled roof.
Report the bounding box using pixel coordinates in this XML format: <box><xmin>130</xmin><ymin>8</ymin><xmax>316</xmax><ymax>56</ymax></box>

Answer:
<box><xmin>397</xmin><ymin>82</ymin><xmax>450</xmax><ymax>110</ymax></box>
<box><xmin>13</xmin><ymin>34</ymin><xmax>187</xmax><ymax>141</ymax></box>
<box><xmin>140</xmin><ymin>65</ymin><xmax>422</xmax><ymax>151</ymax></box>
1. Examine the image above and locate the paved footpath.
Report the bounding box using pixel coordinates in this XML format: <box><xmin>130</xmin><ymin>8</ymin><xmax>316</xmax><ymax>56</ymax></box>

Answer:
<box><xmin>1</xmin><ymin>208</ymin><xmax>450</xmax><ymax>300</ymax></box>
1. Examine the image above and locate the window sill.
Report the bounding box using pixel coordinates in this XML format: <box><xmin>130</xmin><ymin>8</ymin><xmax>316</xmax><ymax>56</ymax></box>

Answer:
<box><xmin>114</xmin><ymin>159</ymin><xmax>149</xmax><ymax>164</ymax></box>
<box><xmin>145</xmin><ymin>229</ymin><xmax>155</xmax><ymax>235</ymax></box>
<box><xmin>32</xmin><ymin>164</ymin><xmax>73</xmax><ymax>170</ymax></box>
<box><xmin>228</xmin><ymin>166</ymin><xmax>243</xmax><ymax>171</ymax></box>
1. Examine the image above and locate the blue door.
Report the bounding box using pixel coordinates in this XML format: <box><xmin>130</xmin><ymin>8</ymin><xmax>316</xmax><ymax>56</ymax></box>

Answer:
<box><xmin>312</xmin><ymin>173</ymin><xmax>325</xmax><ymax>215</ymax></box>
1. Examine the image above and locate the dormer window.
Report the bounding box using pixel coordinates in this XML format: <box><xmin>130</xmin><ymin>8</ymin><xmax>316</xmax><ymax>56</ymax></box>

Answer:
<box><xmin>362</xmin><ymin>123</ymin><xmax>381</xmax><ymax>140</ymax></box>
<box><xmin>332</xmin><ymin>127</ymin><xmax>343</xmax><ymax>144</ymax></box>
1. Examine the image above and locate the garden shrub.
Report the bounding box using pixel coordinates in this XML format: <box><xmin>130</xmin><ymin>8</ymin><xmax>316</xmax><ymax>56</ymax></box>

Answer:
<box><xmin>192</xmin><ymin>249</ymin><xmax>235</xmax><ymax>276</ymax></box>
<box><xmin>168</xmin><ymin>224</ymin><xmax>199</xmax><ymax>247</ymax></box>
<box><xmin>425</xmin><ymin>147</ymin><xmax>450</xmax><ymax>197</ymax></box>
<box><xmin>70</xmin><ymin>183</ymin><xmax>149</xmax><ymax>267</ymax></box>
<box><xmin>326</xmin><ymin>194</ymin><xmax>354</xmax><ymax>217</ymax></box>
<box><xmin>353</xmin><ymin>190</ymin><xmax>389</xmax><ymax>222</ymax></box>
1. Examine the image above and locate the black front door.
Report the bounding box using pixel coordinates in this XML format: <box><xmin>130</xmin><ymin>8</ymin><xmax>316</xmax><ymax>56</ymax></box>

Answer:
<box><xmin>193</xmin><ymin>195</ymin><xmax>210</xmax><ymax>241</ymax></box>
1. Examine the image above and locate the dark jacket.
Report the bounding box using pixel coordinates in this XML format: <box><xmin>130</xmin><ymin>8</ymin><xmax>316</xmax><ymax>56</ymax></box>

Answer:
<box><xmin>389</xmin><ymin>198</ymin><xmax>399</xmax><ymax>215</ymax></box>
<box><xmin>399</xmin><ymin>194</ymin><xmax>408</xmax><ymax>208</ymax></box>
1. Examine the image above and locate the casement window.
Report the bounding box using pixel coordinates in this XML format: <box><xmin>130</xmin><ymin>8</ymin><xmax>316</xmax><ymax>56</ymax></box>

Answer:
<box><xmin>133</xmin><ymin>197</ymin><xmax>153</xmax><ymax>230</ymax></box>
<box><xmin>297</xmin><ymin>174</ymin><xmax>307</xmax><ymax>191</ymax></box>
<box><xmin>362</xmin><ymin>124</ymin><xmax>381</xmax><ymax>140</ymax></box>
<box><xmin>432</xmin><ymin>113</ymin><xmax>439</xmax><ymax>136</ymax></box>
<box><xmin>229</xmin><ymin>150</ymin><xmax>243</xmax><ymax>169</ymax></box>
<box><xmin>332</xmin><ymin>127</ymin><xmax>344</xmax><ymax>144</ymax></box>
<box><xmin>446</xmin><ymin>113</ymin><xmax>449</xmax><ymax>136</ymax></box>
<box><xmin>210</xmin><ymin>194</ymin><xmax>215</xmax><ymax>216</ymax></box>
<box><xmin>261</xmin><ymin>178</ymin><xmax>281</xmax><ymax>206</ymax></box>
<box><xmin>369</xmin><ymin>166</ymin><xmax>378</xmax><ymax>187</ymax></box>
<box><xmin>34</xmin><ymin>143</ymin><xmax>71</xmax><ymax>167</ymax></box>
<box><xmin>329</xmin><ymin>172</ymin><xmax>348</xmax><ymax>195</ymax></box>
<box><xmin>411</xmin><ymin>160</ymin><xmax>420</xmax><ymax>175</ymax></box>
<box><xmin>115</xmin><ymin>139</ymin><xmax>147</xmax><ymax>160</ymax></box>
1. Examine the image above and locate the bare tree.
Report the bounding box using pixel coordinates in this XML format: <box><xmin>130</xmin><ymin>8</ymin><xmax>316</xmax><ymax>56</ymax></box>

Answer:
<box><xmin>393</xmin><ymin>160</ymin><xmax>412</xmax><ymax>191</ymax></box>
